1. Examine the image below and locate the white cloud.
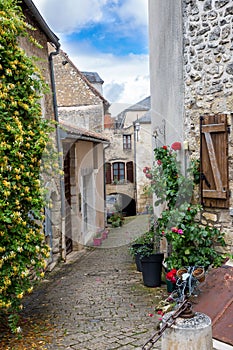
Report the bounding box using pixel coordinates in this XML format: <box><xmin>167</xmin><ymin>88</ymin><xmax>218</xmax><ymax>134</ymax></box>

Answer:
<box><xmin>118</xmin><ymin>0</ymin><xmax>148</xmax><ymax>27</ymax></box>
<box><xmin>33</xmin><ymin>0</ymin><xmax>107</xmax><ymax>33</ymax></box>
<box><xmin>33</xmin><ymin>0</ymin><xmax>150</xmax><ymax>106</ymax></box>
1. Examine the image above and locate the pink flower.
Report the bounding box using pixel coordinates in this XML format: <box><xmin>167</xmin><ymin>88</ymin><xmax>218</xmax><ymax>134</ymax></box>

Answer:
<box><xmin>171</xmin><ymin>142</ymin><xmax>181</xmax><ymax>151</ymax></box>
<box><xmin>178</xmin><ymin>229</ymin><xmax>183</xmax><ymax>235</ymax></box>
<box><xmin>146</xmin><ymin>173</ymin><xmax>152</xmax><ymax>179</ymax></box>
<box><xmin>157</xmin><ymin>159</ymin><xmax>162</xmax><ymax>166</ymax></box>
<box><xmin>148</xmin><ymin>313</ymin><xmax>154</xmax><ymax>317</ymax></box>
<box><xmin>171</xmin><ymin>227</ymin><xmax>178</xmax><ymax>233</ymax></box>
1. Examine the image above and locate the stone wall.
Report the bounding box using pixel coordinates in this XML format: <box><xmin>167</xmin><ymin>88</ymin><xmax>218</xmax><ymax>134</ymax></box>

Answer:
<box><xmin>53</xmin><ymin>52</ymin><xmax>104</xmax><ymax>133</ymax></box>
<box><xmin>183</xmin><ymin>0</ymin><xmax>233</xmax><ymax>252</ymax></box>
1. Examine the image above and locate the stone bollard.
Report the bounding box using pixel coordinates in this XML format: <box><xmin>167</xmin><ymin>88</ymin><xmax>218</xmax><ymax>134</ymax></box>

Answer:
<box><xmin>161</xmin><ymin>312</ymin><xmax>213</xmax><ymax>350</ymax></box>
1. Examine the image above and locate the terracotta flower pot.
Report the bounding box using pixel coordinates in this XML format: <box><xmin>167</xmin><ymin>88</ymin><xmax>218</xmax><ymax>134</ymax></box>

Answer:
<box><xmin>192</xmin><ymin>267</ymin><xmax>205</xmax><ymax>282</ymax></box>
<box><xmin>176</xmin><ymin>268</ymin><xmax>188</xmax><ymax>280</ymax></box>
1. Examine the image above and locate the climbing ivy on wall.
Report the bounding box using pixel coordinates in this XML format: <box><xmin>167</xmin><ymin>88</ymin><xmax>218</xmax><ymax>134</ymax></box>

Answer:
<box><xmin>0</xmin><ymin>0</ymin><xmax>53</xmax><ymax>332</ymax></box>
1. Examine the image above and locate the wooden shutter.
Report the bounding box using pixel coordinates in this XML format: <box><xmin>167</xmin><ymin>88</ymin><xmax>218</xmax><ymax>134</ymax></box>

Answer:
<box><xmin>105</xmin><ymin>162</ymin><xmax>111</xmax><ymax>184</ymax></box>
<box><xmin>200</xmin><ymin>114</ymin><xmax>229</xmax><ymax>208</ymax></box>
<box><xmin>126</xmin><ymin>161</ymin><xmax>134</xmax><ymax>183</ymax></box>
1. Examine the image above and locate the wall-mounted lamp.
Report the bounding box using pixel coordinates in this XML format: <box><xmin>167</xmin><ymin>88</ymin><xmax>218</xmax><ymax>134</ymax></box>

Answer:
<box><xmin>134</xmin><ymin>121</ymin><xmax>140</xmax><ymax>142</ymax></box>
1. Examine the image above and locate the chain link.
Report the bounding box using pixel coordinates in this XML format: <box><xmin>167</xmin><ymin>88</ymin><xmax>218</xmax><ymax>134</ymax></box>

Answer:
<box><xmin>141</xmin><ymin>299</ymin><xmax>191</xmax><ymax>350</ymax></box>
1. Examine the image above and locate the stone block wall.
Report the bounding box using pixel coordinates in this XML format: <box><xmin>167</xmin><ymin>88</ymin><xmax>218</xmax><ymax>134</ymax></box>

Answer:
<box><xmin>183</xmin><ymin>0</ymin><xmax>233</xmax><ymax>253</ymax></box>
<box><xmin>53</xmin><ymin>53</ymin><xmax>104</xmax><ymax>133</ymax></box>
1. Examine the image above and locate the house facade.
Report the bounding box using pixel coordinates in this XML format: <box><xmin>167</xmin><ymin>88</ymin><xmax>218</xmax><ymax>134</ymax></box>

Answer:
<box><xmin>104</xmin><ymin>97</ymin><xmax>153</xmax><ymax>215</ymax></box>
<box><xmin>53</xmin><ymin>50</ymin><xmax>110</xmax><ymax>251</ymax></box>
<box><xmin>149</xmin><ymin>0</ymin><xmax>233</xmax><ymax>254</ymax></box>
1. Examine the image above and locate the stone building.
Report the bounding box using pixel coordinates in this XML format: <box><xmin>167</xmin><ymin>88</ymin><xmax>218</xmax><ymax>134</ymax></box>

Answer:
<box><xmin>149</xmin><ymin>0</ymin><xmax>233</xmax><ymax>254</ymax></box>
<box><xmin>53</xmin><ymin>50</ymin><xmax>110</xmax><ymax>252</ymax></box>
<box><xmin>104</xmin><ymin>97</ymin><xmax>153</xmax><ymax>215</ymax></box>
<box><xmin>20</xmin><ymin>0</ymin><xmax>63</xmax><ymax>268</ymax></box>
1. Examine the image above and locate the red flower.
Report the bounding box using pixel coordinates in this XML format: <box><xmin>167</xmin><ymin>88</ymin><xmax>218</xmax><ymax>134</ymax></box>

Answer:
<box><xmin>146</xmin><ymin>173</ymin><xmax>152</xmax><ymax>179</ymax></box>
<box><xmin>166</xmin><ymin>269</ymin><xmax>177</xmax><ymax>283</ymax></box>
<box><xmin>157</xmin><ymin>310</ymin><xmax>164</xmax><ymax>316</ymax></box>
<box><xmin>162</xmin><ymin>146</ymin><xmax>167</xmax><ymax>150</ymax></box>
<box><xmin>171</xmin><ymin>142</ymin><xmax>181</xmax><ymax>151</ymax></box>
<box><xmin>157</xmin><ymin>160</ymin><xmax>162</xmax><ymax>166</ymax></box>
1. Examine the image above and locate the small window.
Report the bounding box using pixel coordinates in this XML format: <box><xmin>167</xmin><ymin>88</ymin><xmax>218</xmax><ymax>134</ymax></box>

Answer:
<box><xmin>113</xmin><ymin>162</ymin><xmax>125</xmax><ymax>181</ymax></box>
<box><xmin>123</xmin><ymin>135</ymin><xmax>131</xmax><ymax>150</ymax></box>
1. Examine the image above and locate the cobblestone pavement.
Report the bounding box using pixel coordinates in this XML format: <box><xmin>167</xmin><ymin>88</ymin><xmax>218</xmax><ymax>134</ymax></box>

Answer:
<box><xmin>20</xmin><ymin>215</ymin><xmax>165</xmax><ymax>349</ymax></box>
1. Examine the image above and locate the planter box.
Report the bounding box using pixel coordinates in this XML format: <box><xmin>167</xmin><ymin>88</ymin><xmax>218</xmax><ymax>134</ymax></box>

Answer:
<box><xmin>102</xmin><ymin>231</ymin><xmax>108</xmax><ymax>240</ymax></box>
<box><xmin>93</xmin><ymin>238</ymin><xmax>102</xmax><ymax>246</ymax></box>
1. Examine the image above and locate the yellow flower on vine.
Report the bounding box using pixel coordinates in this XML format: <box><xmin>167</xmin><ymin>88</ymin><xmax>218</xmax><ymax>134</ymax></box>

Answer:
<box><xmin>17</xmin><ymin>292</ymin><xmax>24</xmax><ymax>299</ymax></box>
<box><xmin>27</xmin><ymin>287</ymin><xmax>33</xmax><ymax>294</ymax></box>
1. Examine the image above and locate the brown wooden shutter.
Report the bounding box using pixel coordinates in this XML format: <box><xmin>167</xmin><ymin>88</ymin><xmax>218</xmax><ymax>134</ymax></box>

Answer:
<box><xmin>126</xmin><ymin>161</ymin><xmax>134</xmax><ymax>183</ymax></box>
<box><xmin>105</xmin><ymin>162</ymin><xmax>111</xmax><ymax>184</ymax></box>
<box><xmin>200</xmin><ymin>114</ymin><xmax>229</xmax><ymax>208</ymax></box>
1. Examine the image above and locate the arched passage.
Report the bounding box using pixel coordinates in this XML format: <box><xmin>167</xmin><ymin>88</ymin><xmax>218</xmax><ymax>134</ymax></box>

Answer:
<box><xmin>106</xmin><ymin>193</ymin><xmax>136</xmax><ymax>217</ymax></box>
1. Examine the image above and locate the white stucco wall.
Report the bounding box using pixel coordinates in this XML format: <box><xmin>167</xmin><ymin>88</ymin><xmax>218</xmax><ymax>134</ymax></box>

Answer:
<box><xmin>148</xmin><ymin>0</ymin><xmax>184</xmax><ymax>147</ymax></box>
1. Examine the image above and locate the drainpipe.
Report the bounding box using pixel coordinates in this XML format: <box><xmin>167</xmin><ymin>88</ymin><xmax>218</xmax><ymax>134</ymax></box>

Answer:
<box><xmin>49</xmin><ymin>46</ymin><xmax>66</xmax><ymax>261</ymax></box>
<box><xmin>133</xmin><ymin>120</ymin><xmax>140</xmax><ymax>214</ymax></box>
<box><xmin>103</xmin><ymin>142</ymin><xmax>110</xmax><ymax>226</ymax></box>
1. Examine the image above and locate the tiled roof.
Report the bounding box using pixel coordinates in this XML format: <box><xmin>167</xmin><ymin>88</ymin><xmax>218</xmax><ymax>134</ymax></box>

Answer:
<box><xmin>138</xmin><ymin>111</ymin><xmax>151</xmax><ymax>123</ymax></box>
<box><xmin>81</xmin><ymin>72</ymin><xmax>104</xmax><ymax>84</ymax></box>
<box><xmin>59</xmin><ymin>120</ymin><xmax>109</xmax><ymax>143</ymax></box>
<box><xmin>116</xmin><ymin>96</ymin><xmax>151</xmax><ymax>128</ymax></box>
<box><xmin>126</xmin><ymin>96</ymin><xmax>151</xmax><ymax>111</ymax></box>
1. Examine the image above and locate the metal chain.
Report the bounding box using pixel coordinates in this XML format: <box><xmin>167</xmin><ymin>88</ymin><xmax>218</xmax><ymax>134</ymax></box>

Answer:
<box><xmin>141</xmin><ymin>299</ymin><xmax>191</xmax><ymax>350</ymax></box>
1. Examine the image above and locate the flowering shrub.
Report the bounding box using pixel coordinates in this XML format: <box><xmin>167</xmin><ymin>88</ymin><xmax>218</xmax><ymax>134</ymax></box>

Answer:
<box><xmin>0</xmin><ymin>0</ymin><xmax>54</xmax><ymax>332</ymax></box>
<box><xmin>144</xmin><ymin>145</ymin><xmax>226</xmax><ymax>270</ymax></box>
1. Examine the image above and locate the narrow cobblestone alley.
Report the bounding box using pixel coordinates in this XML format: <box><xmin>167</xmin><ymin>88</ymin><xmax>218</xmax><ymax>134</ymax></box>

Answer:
<box><xmin>1</xmin><ymin>215</ymin><xmax>165</xmax><ymax>350</ymax></box>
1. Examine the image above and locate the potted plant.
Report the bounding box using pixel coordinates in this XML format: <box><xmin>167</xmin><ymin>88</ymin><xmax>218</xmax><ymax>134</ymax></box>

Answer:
<box><xmin>165</xmin><ymin>268</ymin><xmax>177</xmax><ymax>293</ymax></box>
<box><xmin>129</xmin><ymin>229</ymin><xmax>155</xmax><ymax>272</ymax></box>
<box><xmin>108</xmin><ymin>212</ymin><xmax>124</xmax><ymax>227</ymax></box>
<box><xmin>129</xmin><ymin>222</ymin><xmax>164</xmax><ymax>286</ymax></box>
<box><xmin>140</xmin><ymin>247</ymin><xmax>164</xmax><ymax>287</ymax></box>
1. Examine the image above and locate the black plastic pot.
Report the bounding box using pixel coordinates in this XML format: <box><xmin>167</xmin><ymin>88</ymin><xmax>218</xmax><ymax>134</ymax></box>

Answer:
<box><xmin>141</xmin><ymin>253</ymin><xmax>164</xmax><ymax>287</ymax></box>
<box><xmin>132</xmin><ymin>243</ymin><xmax>154</xmax><ymax>272</ymax></box>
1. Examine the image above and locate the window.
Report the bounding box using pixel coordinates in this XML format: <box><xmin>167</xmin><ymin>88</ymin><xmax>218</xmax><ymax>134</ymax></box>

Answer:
<box><xmin>113</xmin><ymin>162</ymin><xmax>125</xmax><ymax>182</ymax></box>
<box><xmin>123</xmin><ymin>135</ymin><xmax>131</xmax><ymax>150</ymax></box>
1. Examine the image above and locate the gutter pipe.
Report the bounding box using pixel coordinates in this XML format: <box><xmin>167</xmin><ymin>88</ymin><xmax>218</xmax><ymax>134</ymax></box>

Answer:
<box><xmin>49</xmin><ymin>46</ymin><xmax>66</xmax><ymax>261</ymax></box>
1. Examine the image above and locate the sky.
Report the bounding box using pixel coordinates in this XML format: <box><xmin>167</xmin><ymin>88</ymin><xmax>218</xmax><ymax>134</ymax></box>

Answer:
<box><xmin>32</xmin><ymin>0</ymin><xmax>150</xmax><ymax>114</ymax></box>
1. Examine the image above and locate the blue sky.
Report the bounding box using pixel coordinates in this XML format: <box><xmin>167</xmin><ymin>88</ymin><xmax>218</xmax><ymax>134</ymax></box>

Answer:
<box><xmin>33</xmin><ymin>0</ymin><xmax>150</xmax><ymax>112</ymax></box>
